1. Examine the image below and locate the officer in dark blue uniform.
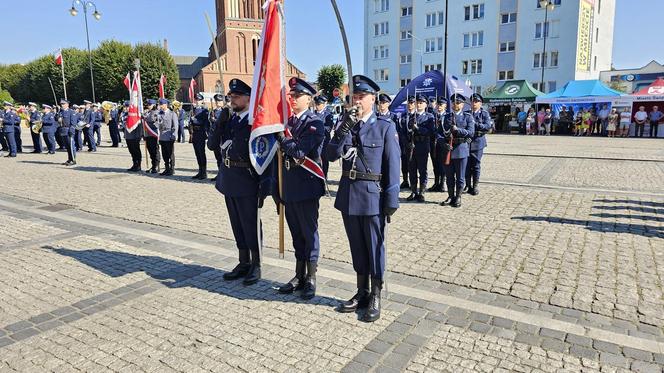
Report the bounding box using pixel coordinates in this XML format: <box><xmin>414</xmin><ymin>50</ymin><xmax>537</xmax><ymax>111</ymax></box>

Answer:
<box><xmin>210</xmin><ymin>93</ymin><xmax>229</xmax><ymax>182</ymax></box>
<box><xmin>93</xmin><ymin>104</ymin><xmax>102</xmax><ymax>146</ymax></box>
<box><xmin>212</xmin><ymin>79</ymin><xmax>272</xmax><ymax>286</ymax></box>
<box><xmin>143</xmin><ymin>99</ymin><xmax>160</xmax><ymax>173</ymax></box>
<box><xmin>190</xmin><ymin>93</ymin><xmax>210</xmax><ymax>180</ymax></box>
<box><xmin>429</xmin><ymin>97</ymin><xmax>448</xmax><ymax>192</ymax></box>
<box><xmin>56</xmin><ymin>99</ymin><xmax>77</xmax><ymax>166</ymax></box>
<box><xmin>28</xmin><ymin>102</ymin><xmax>43</xmax><ymax>153</ymax></box>
<box><xmin>108</xmin><ymin>104</ymin><xmax>120</xmax><ymax>147</ymax></box>
<box><xmin>41</xmin><ymin>105</ymin><xmax>57</xmax><ymax>154</ymax></box>
<box><xmin>175</xmin><ymin>101</ymin><xmax>186</xmax><ymax>143</ymax></box>
<box><xmin>313</xmin><ymin>95</ymin><xmax>335</xmax><ymax>177</ymax></box>
<box><xmin>327</xmin><ymin>75</ymin><xmax>400</xmax><ymax>323</ymax></box>
<box><xmin>81</xmin><ymin>100</ymin><xmax>92</xmax><ymax>149</ymax></box>
<box><xmin>83</xmin><ymin>102</ymin><xmax>98</xmax><ymax>152</ymax></box>
<box><xmin>376</xmin><ymin>93</ymin><xmax>399</xmax><ymax>128</ymax></box>
<box><xmin>406</xmin><ymin>95</ymin><xmax>435</xmax><ymax>202</ymax></box>
<box><xmin>1</xmin><ymin>102</ymin><xmax>19</xmax><ymax>157</ymax></box>
<box><xmin>397</xmin><ymin>96</ymin><xmax>416</xmax><ymax>189</ymax></box>
<box><xmin>275</xmin><ymin>78</ymin><xmax>325</xmax><ymax>300</ymax></box>
<box><xmin>439</xmin><ymin>94</ymin><xmax>474</xmax><ymax>208</ymax></box>
<box><xmin>72</xmin><ymin>105</ymin><xmax>82</xmax><ymax>151</ymax></box>
<box><xmin>427</xmin><ymin>96</ymin><xmax>437</xmax><ymax>114</ymax></box>
<box><xmin>124</xmin><ymin>101</ymin><xmax>144</xmax><ymax>172</ymax></box>
<box><xmin>466</xmin><ymin>93</ymin><xmax>493</xmax><ymax>196</ymax></box>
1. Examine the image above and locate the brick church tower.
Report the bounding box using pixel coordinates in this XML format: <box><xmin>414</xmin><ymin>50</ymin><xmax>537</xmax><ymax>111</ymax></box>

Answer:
<box><xmin>196</xmin><ymin>0</ymin><xmax>306</xmax><ymax>94</ymax></box>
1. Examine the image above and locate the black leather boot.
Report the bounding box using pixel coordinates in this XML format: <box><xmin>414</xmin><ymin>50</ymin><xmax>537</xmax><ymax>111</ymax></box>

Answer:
<box><xmin>278</xmin><ymin>260</ymin><xmax>306</xmax><ymax>294</ymax></box>
<box><xmin>452</xmin><ymin>190</ymin><xmax>462</xmax><ymax>208</ymax></box>
<box><xmin>223</xmin><ymin>250</ymin><xmax>250</xmax><ymax>280</ymax></box>
<box><xmin>416</xmin><ymin>187</ymin><xmax>425</xmax><ymax>202</ymax></box>
<box><xmin>400</xmin><ymin>180</ymin><xmax>410</xmax><ymax>189</ymax></box>
<box><xmin>337</xmin><ymin>275</ymin><xmax>370</xmax><ymax>313</ymax></box>
<box><xmin>191</xmin><ymin>172</ymin><xmax>202</xmax><ymax>179</ymax></box>
<box><xmin>406</xmin><ymin>188</ymin><xmax>417</xmax><ymax>201</ymax></box>
<box><xmin>243</xmin><ymin>250</ymin><xmax>261</xmax><ymax>285</ymax></box>
<box><xmin>198</xmin><ymin>168</ymin><xmax>208</xmax><ymax>180</ymax></box>
<box><xmin>427</xmin><ymin>182</ymin><xmax>439</xmax><ymax>192</ymax></box>
<box><xmin>362</xmin><ymin>278</ymin><xmax>382</xmax><ymax>322</ymax></box>
<box><xmin>440</xmin><ymin>188</ymin><xmax>454</xmax><ymax>206</ymax></box>
<box><xmin>301</xmin><ymin>261</ymin><xmax>317</xmax><ymax>300</ymax></box>
<box><xmin>470</xmin><ymin>177</ymin><xmax>479</xmax><ymax>196</ymax></box>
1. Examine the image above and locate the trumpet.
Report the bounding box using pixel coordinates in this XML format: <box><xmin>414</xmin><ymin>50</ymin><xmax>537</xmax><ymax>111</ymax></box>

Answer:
<box><xmin>31</xmin><ymin>120</ymin><xmax>43</xmax><ymax>134</ymax></box>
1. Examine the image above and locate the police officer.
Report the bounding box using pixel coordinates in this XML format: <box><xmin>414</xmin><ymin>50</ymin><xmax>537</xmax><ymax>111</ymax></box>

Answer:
<box><xmin>428</xmin><ymin>97</ymin><xmax>448</xmax><ymax>192</ymax></box>
<box><xmin>0</xmin><ymin>105</ymin><xmax>7</xmax><ymax>153</ymax></box>
<box><xmin>213</xmin><ymin>79</ymin><xmax>271</xmax><ymax>286</ymax></box>
<box><xmin>56</xmin><ymin>99</ymin><xmax>77</xmax><ymax>166</ymax></box>
<box><xmin>13</xmin><ymin>105</ymin><xmax>23</xmax><ymax>153</ymax></box>
<box><xmin>1</xmin><ymin>101</ymin><xmax>19</xmax><ymax>157</ymax></box>
<box><xmin>312</xmin><ymin>95</ymin><xmax>335</xmax><ymax>177</ymax></box>
<box><xmin>157</xmin><ymin>98</ymin><xmax>178</xmax><ymax>176</ymax></box>
<box><xmin>406</xmin><ymin>95</ymin><xmax>435</xmax><ymax>202</ymax></box>
<box><xmin>124</xmin><ymin>101</ymin><xmax>144</xmax><ymax>172</ymax></box>
<box><xmin>108</xmin><ymin>103</ymin><xmax>120</xmax><ymax>147</ymax></box>
<box><xmin>327</xmin><ymin>75</ymin><xmax>400</xmax><ymax>323</ymax></box>
<box><xmin>275</xmin><ymin>78</ymin><xmax>325</xmax><ymax>300</ymax></box>
<box><xmin>428</xmin><ymin>96</ymin><xmax>437</xmax><ymax>114</ymax></box>
<box><xmin>466</xmin><ymin>93</ymin><xmax>493</xmax><ymax>196</ymax></box>
<box><xmin>190</xmin><ymin>93</ymin><xmax>210</xmax><ymax>179</ymax></box>
<box><xmin>93</xmin><ymin>104</ymin><xmax>102</xmax><ymax>146</ymax></box>
<box><xmin>72</xmin><ymin>105</ymin><xmax>83</xmax><ymax>151</ymax></box>
<box><xmin>210</xmin><ymin>93</ymin><xmax>227</xmax><ymax>181</ymax></box>
<box><xmin>376</xmin><ymin>93</ymin><xmax>399</xmax><ymax>128</ymax></box>
<box><xmin>439</xmin><ymin>94</ymin><xmax>474</xmax><ymax>208</ymax></box>
<box><xmin>28</xmin><ymin>102</ymin><xmax>43</xmax><ymax>153</ymax></box>
<box><xmin>83</xmin><ymin>102</ymin><xmax>98</xmax><ymax>152</ymax></box>
<box><xmin>143</xmin><ymin>99</ymin><xmax>161</xmax><ymax>173</ymax></box>
<box><xmin>81</xmin><ymin>100</ymin><xmax>92</xmax><ymax>149</ymax></box>
<box><xmin>397</xmin><ymin>96</ymin><xmax>416</xmax><ymax>189</ymax></box>
<box><xmin>41</xmin><ymin>105</ymin><xmax>57</xmax><ymax>154</ymax></box>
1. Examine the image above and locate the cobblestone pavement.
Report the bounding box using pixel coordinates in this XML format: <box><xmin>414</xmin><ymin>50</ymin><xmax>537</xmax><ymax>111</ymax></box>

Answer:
<box><xmin>0</xmin><ymin>131</ymin><xmax>662</xmax><ymax>372</ymax></box>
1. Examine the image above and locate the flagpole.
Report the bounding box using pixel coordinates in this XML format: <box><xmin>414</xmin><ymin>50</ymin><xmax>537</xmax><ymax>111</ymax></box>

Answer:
<box><xmin>278</xmin><ymin>0</ymin><xmax>286</xmax><ymax>259</ymax></box>
<box><xmin>60</xmin><ymin>49</ymin><xmax>68</xmax><ymax>100</ymax></box>
<box><xmin>205</xmin><ymin>12</ymin><xmax>226</xmax><ymax>95</ymax></box>
<box><xmin>135</xmin><ymin>59</ymin><xmax>149</xmax><ymax>171</ymax></box>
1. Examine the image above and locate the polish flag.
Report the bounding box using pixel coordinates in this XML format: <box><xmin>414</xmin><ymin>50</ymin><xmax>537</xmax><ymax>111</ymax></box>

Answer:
<box><xmin>158</xmin><ymin>74</ymin><xmax>166</xmax><ymax>99</ymax></box>
<box><xmin>54</xmin><ymin>49</ymin><xmax>63</xmax><ymax>66</ymax></box>
<box><xmin>123</xmin><ymin>72</ymin><xmax>131</xmax><ymax>93</ymax></box>
<box><xmin>126</xmin><ymin>71</ymin><xmax>141</xmax><ymax>133</ymax></box>
<box><xmin>188</xmin><ymin>78</ymin><xmax>197</xmax><ymax>103</ymax></box>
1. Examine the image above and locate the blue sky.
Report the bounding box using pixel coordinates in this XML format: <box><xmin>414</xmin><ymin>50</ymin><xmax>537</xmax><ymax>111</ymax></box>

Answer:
<box><xmin>0</xmin><ymin>1</ymin><xmax>661</xmax><ymax>79</ymax></box>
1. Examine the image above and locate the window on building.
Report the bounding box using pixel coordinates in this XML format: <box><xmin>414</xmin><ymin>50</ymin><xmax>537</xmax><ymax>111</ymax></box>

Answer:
<box><xmin>464</xmin><ymin>4</ymin><xmax>485</xmax><ymax>21</ymax></box>
<box><xmin>400</xmin><ymin>54</ymin><xmax>412</xmax><ymax>64</ymax></box>
<box><xmin>498</xmin><ymin>70</ymin><xmax>514</xmax><ymax>80</ymax></box>
<box><xmin>462</xmin><ymin>59</ymin><xmax>483</xmax><ymax>74</ymax></box>
<box><xmin>401</xmin><ymin>6</ymin><xmax>412</xmax><ymax>17</ymax></box>
<box><xmin>550</xmin><ymin>51</ymin><xmax>558</xmax><ymax>67</ymax></box>
<box><xmin>373</xmin><ymin>45</ymin><xmax>389</xmax><ymax>59</ymax></box>
<box><xmin>426</xmin><ymin>12</ymin><xmax>437</xmax><ymax>27</ymax></box>
<box><xmin>535</xmin><ymin>22</ymin><xmax>548</xmax><ymax>38</ymax></box>
<box><xmin>463</xmin><ymin>31</ymin><xmax>484</xmax><ymax>48</ymax></box>
<box><xmin>474</xmin><ymin>86</ymin><xmax>482</xmax><ymax>94</ymax></box>
<box><xmin>533</xmin><ymin>82</ymin><xmax>544</xmax><ymax>92</ymax></box>
<box><xmin>536</xmin><ymin>0</ymin><xmax>560</xmax><ymax>8</ymax></box>
<box><xmin>533</xmin><ymin>52</ymin><xmax>548</xmax><ymax>68</ymax></box>
<box><xmin>400</xmin><ymin>78</ymin><xmax>411</xmax><ymax>87</ymax></box>
<box><xmin>424</xmin><ymin>64</ymin><xmax>443</xmax><ymax>72</ymax></box>
<box><xmin>499</xmin><ymin>41</ymin><xmax>516</xmax><ymax>52</ymax></box>
<box><xmin>400</xmin><ymin>30</ymin><xmax>412</xmax><ymax>40</ymax></box>
<box><xmin>501</xmin><ymin>12</ymin><xmax>517</xmax><ymax>24</ymax></box>
<box><xmin>374</xmin><ymin>69</ymin><xmax>389</xmax><ymax>82</ymax></box>
<box><xmin>374</xmin><ymin>0</ymin><xmax>389</xmax><ymax>12</ymax></box>
<box><xmin>548</xmin><ymin>81</ymin><xmax>556</xmax><ymax>92</ymax></box>
<box><xmin>374</xmin><ymin>22</ymin><xmax>389</xmax><ymax>36</ymax></box>
<box><xmin>437</xmin><ymin>37</ymin><xmax>444</xmax><ymax>51</ymax></box>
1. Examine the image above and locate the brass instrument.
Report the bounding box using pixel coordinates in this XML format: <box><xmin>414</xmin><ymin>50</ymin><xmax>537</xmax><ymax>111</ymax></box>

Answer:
<box><xmin>171</xmin><ymin>100</ymin><xmax>182</xmax><ymax>111</ymax></box>
<box><xmin>0</xmin><ymin>116</ymin><xmax>4</xmax><ymax>130</ymax></box>
<box><xmin>101</xmin><ymin>101</ymin><xmax>114</xmax><ymax>124</ymax></box>
<box><xmin>31</xmin><ymin>120</ymin><xmax>43</xmax><ymax>134</ymax></box>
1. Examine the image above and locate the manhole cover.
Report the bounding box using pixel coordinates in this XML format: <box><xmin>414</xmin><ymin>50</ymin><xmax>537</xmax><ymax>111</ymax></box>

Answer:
<box><xmin>38</xmin><ymin>203</ymin><xmax>74</xmax><ymax>212</ymax></box>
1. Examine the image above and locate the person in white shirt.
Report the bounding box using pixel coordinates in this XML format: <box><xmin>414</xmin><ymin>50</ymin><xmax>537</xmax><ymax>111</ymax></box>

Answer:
<box><xmin>633</xmin><ymin>106</ymin><xmax>648</xmax><ymax>137</ymax></box>
<box><xmin>619</xmin><ymin>108</ymin><xmax>632</xmax><ymax>138</ymax></box>
<box><xmin>598</xmin><ymin>104</ymin><xmax>610</xmax><ymax>136</ymax></box>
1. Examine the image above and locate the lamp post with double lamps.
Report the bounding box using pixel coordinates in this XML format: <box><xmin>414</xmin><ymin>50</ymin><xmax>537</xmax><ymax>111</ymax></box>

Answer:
<box><xmin>539</xmin><ymin>0</ymin><xmax>555</xmax><ymax>93</ymax></box>
<box><xmin>69</xmin><ymin>0</ymin><xmax>101</xmax><ymax>102</ymax></box>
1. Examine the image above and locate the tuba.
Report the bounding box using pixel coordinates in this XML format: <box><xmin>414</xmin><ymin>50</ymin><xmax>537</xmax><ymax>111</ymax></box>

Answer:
<box><xmin>31</xmin><ymin>120</ymin><xmax>43</xmax><ymax>134</ymax></box>
<box><xmin>101</xmin><ymin>101</ymin><xmax>114</xmax><ymax>124</ymax></box>
<box><xmin>171</xmin><ymin>100</ymin><xmax>182</xmax><ymax>111</ymax></box>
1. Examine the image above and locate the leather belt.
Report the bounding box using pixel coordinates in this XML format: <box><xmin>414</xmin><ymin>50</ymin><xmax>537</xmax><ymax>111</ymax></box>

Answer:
<box><xmin>223</xmin><ymin>158</ymin><xmax>251</xmax><ymax>168</ymax></box>
<box><xmin>413</xmin><ymin>135</ymin><xmax>429</xmax><ymax>142</ymax></box>
<box><xmin>342</xmin><ymin>170</ymin><xmax>382</xmax><ymax>181</ymax></box>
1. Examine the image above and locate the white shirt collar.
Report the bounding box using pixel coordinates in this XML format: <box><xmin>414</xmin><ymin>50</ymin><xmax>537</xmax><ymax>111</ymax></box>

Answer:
<box><xmin>236</xmin><ymin>110</ymin><xmax>249</xmax><ymax>121</ymax></box>
<box><xmin>360</xmin><ymin>111</ymin><xmax>374</xmax><ymax>123</ymax></box>
<box><xmin>416</xmin><ymin>110</ymin><xmax>426</xmax><ymax>115</ymax></box>
<box><xmin>293</xmin><ymin>109</ymin><xmax>308</xmax><ymax>120</ymax></box>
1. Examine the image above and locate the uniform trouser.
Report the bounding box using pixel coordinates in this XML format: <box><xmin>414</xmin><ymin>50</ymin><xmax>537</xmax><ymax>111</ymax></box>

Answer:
<box><xmin>177</xmin><ymin>125</ymin><xmax>186</xmax><ymax>143</ymax></box>
<box><xmin>192</xmin><ymin>137</ymin><xmax>207</xmax><ymax>172</ymax></box>
<box><xmin>42</xmin><ymin>131</ymin><xmax>56</xmax><ymax>152</ymax></box>
<box><xmin>85</xmin><ymin>127</ymin><xmax>96</xmax><ymax>151</ymax></box>
<box><xmin>75</xmin><ymin>129</ymin><xmax>83</xmax><ymax>150</ymax></box>
<box><xmin>650</xmin><ymin>121</ymin><xmax>659</xmax><ymax>138</ymax></box>
<box><xmin>213</xmin><ymin>148</ymin><xmax>222</xmax><ymax>172</ymax></box>
<box><xmin>466</xmin><ymin>148</ymin><xmax>484</xmax><ymax>186</ymax></box>
<box><xmin>225</xmin><ymin>195</ymin><xmax>262</xmax><ymax>256</ymax></box>
<box><xmin>399</xmin><ymin>145</ymin><xmax>409</xmax><ymax>183</ymax></box>
<box><xmin>321</xmin><ymin>136</ymin><xmax>330</xmax><ymax>177</ymax></box>
<box><xmin>408</xmin><ymin>152</ymin><xmax>429</xmax><ymax>191</ymax></box>
<box><xmin>14</xmin><ymin>127</ymin><xmax>22</xmax><ymax>152</ymax></box>
<box><xmin>444</xmin><ymin>157</ymin><xmax>468</xmax><ymax>195</ymax></box>
<box><xmin>3</xmin><ymin>132</ymin><xmax>16</xmax><ymax>155</ymax></box>
<box><xmin>285</xmin><ymin>199</ymin><xmax>321</xmax><ymax>263</ymax></box>
<box><xmin>126</xmin><ymin>139</ymin><xmax>142</xmax><ymax>165</ymax></box>
<box><xmin>0</xmin><ymin>132</ymin><xmax>8</xmax><ymax>151</ymax></box>
<box><xmin>94</xmin><ymin>126</ymin><xmax>101</xmax><ymax>145</ymax></box>
<box><xmin>342</xmin><ymin>213</ymin><xmax>386</xmax><ymax>280</ymax></box>
<box><xmin>432</xmin><ymin>142</ymin><xmax>447</xmax><ymax>184</ymax></box>
<box><xmin>63</xmin><ymin>133</ymin><xmax>76</xmax><ymax>162</ymax></box>
<box><xmin>108</xmin><ymin>124</ymin><xmax>120</xmax><ymax>146</ymax></box>
<box><xmin>30</xmin><ymin>129</ymin><xmax>42</xmax><ymax>152</ymax></box>
<box><xmin>145</xmin><ymin>137</ymin><xmax>160</xmax><ymax>168</ymax></box>
<box><xmin>159</xmin><ymin>140</ymin><xmax>174</xmax><ymax>170</ymax></box>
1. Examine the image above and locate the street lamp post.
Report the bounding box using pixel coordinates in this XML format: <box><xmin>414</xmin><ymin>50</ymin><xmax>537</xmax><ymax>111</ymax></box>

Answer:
<box><xmin>70</xmin><ymin>0</ymin><xmax>101</xmax><ymax>102</ymax></box>
<box><xmin>539</xmin><ymin>0</ymin><xmax>555</xmax><ymax>93</ymax></box>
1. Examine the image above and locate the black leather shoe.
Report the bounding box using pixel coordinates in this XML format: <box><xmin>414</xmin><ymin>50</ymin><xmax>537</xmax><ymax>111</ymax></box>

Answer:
<box><xmin>149</xmin><ymin>167</ymin><xmax>158</xmax><ymax>174</ymax></box>
<box><xmin>211</xmin><ymin>176</ymin><xmax>218</xmax><ymax>181</ymax></box>
<box><xmin>440</xmin><ymin>194</ymin><xmax>454</xmax><ymax>206</ymax></box>
<box><xmin>301</xmin><ymin>262</ymin><xmax>317</xmax><ymax>300</ymax></box>
<box><xmin>470</xmin><ymin>183</ymin><xmax>479</xmax><ymax>196</ymax></box>
<box><xmin>427</xmin><ymin>183</ymin><xmax>439</xmax><ymax>193</ymax></box>
<box><xmin>337</xmin><ymin>275</ymin><xmax>370</xmax><ymax>313</ymax></box>
<box><xmin>406</xmin><ymin>193</ymin><xmax>417</xmax><ymax>201</ymax></box>
<box><xmin>278</xmin><ymin>260</ymin><xmax>305</xmax><ymax>294</ymax></box>
<box><xmin>223</xmin><ymin>263</ymin><xmax>250</xmax><ymax>281</ymax></box>
<box><xmin>197</xmin><ymin>172</ymin><xmax>208</xmax><ymax>180</ymax></box>
<box><xmin>361</xmin><ymin>279</ymin><xmax>382</xmax><ymax>323</ymax></box>
<box><xmin>416</xmin><ymin>193</ymin><xmax>425</xmax><ymax>203</ymax></box>
<box><xmin>399</xmin><ymin>181</ymin><xmax>410</xmax><ymax>189</ymax></box>
<box><xmin>452</xmin><ymin>194</ymin><xmax>462</xmax><ymax>208</ymax></box>
<box><xmin>243</xmin><ymin>264</ymin><xmax>261</xmax><ymax>285</ymax></box>
<box><xmin>164</xmin><ymin>169</ymin><xmax>174</xmax><ymax>176</ymax></box>
<box><xmin>191</xmin><ymin>173</ymin><xmax>202</xmax><ymax>179</ymax></box>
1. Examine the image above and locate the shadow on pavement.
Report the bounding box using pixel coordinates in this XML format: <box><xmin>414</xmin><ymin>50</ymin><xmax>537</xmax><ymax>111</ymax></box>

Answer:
<box><xmin>511</xmin><ymin>216</ymin><xmax>663</xmax><ymax>239</ymax></box>
<box><xmin>592</xmin><ymin>205</ymin><xmax>664</xmax><ymax>215</ymax></box>
<box><xmin>593</xmin><ymin>199</ymin><xmax>664</xmax><ymax>208</ymax></box>
<box><xmin>73</xmin><ymin>165</ymin><xmax>218</xmax><ymax>184</ymax></box>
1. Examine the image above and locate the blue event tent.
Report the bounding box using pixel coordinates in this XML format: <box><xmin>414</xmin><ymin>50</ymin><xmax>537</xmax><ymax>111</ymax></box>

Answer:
<box><xmin>389</xmin><ymin>70</ymin><xmax>473</xmax><ymax>112</ymax></box>
<box><xmin>536</xmin><ymin>80</ymin><xmax>625</xmax><ymax>104</ymax></box>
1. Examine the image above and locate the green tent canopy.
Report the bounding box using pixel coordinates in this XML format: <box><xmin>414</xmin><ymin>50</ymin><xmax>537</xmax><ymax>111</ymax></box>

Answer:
<box><xmin>485</xmin><ymin>80</ymin><xmax>544</xmax><ymax>104</ymax></box>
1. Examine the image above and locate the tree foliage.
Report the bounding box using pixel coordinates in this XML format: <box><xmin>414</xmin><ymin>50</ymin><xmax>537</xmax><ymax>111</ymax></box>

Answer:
<box><xmin>0</xmin><ymin>89</ymin><xmax>13</xmax><ymax>103</ymax></box>
<box><xmin>316</xmin><ymin>64</ymin><xmax>346</xmax><ymax>99</ymax></box>
<box><xmin>131</xmin><ymin>43</ymin><xmax>179</xmax><ymax>100</ymax></box>
<box><xmin>93</xmin><ymin>40</ymin><xmax>133</xmax><ymax>102</ymax></box>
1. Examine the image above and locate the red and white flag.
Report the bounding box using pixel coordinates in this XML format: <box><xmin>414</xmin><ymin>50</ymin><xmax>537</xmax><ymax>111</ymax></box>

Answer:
<box><xmin>126</xmin><ymin>71</ymin><xmax>141</xmax><ymax>133</ymax></box>
<box><xmin>283</xmin><ymin>128</ymin><xmax>325</xmax><ymax>180</ymax></box>
<box><xmin>140</xmin><ymin>72</ymin><xmax>159</xmax><ymax>138</ymax></box>
<box><xmin>54</xmin><ymin>49</ymin><xmax>63</xmax><ymax>66</ymax></box>
<box><xmin>123</xmin><ymin>72</ymin><xmax>131</xmax><ymax>93</ymax></box>
<box><xmin>188</xmin><ymin>79</ymin><xmax>197</xmax><ymax>103</ymax></box>
<box><xmin>248</xmin><ymin>0</ymin><xmax>290</xmax><ymax>175</ymax></box>
<box><xmin>158</xmin><ymin>74</ymin><xmax>167</xmax><ymax>99</ymax></box>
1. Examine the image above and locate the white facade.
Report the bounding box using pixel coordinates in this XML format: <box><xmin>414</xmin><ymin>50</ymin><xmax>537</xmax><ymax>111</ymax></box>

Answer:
<box><xmin>364</xmin><ymin>0</ymin><xmax>616</xmax><ymax>95</ymax></box>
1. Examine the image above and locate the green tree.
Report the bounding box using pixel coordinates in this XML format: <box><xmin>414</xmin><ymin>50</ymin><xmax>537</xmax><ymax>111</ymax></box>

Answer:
<box><xmin>93</xmin><ymin>40</ymin><xmax>133</xmax><ymax>102</ymax></box>
<box><xmin>0</xmin><ymin>64</ymin><xmax>28</xmax><ymax>98</ymax></box>
<box><xmin>0</xmin><ymin>89</ymin><xmax>13</xmax><ymax>103</ymax></box>
<box><xmin>316</xmin><ymin>64</ymin><xmax>346</xmax><ymax>99</ymax></box>
<box><xmin>131</xmin><ymin>43</ymin><xmax>179</xmax><ymax>100</ymax></box>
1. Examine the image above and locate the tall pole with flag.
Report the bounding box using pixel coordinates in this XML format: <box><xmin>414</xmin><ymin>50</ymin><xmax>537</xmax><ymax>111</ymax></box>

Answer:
<box><xmin>248</xmin><ymin>0</ymin><xmax>290</xmax><ymax>257</ymax></box>
<box><xmin>55</xmin><ymin>49</ymin><xmax>67</xmax><ymax>100</ymax></box>
<box><xmin>158</xmin><ymin>74</ymin><xmax>166</xmax><ymax>99</ymax></box>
